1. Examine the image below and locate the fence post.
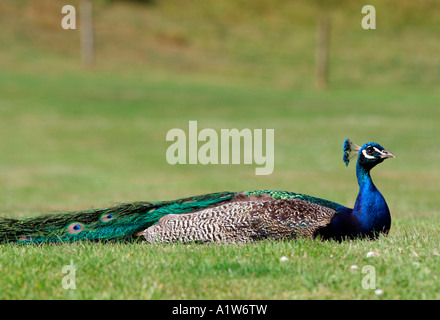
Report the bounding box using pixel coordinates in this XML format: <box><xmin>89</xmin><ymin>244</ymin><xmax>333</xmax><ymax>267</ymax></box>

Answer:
<box><xmin>80</xmin><ymin>0</ymin><xmax>94</xmax><ymax>67</ymax></box>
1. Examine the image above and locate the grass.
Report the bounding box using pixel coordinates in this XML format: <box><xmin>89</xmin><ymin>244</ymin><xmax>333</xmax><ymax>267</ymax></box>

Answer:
<box><xmin>1</xmin><ymin>219</ymin><xmax>439</xmax><ymax>299</ymax></box>
<box><xmin>0</xmin><ymin>71</ymin><xmax>439</xmax><ymax>299</ymax></box>
<box><xmin>0</xmin><ymin>0</ymin><xmax>439</xmax><ymax>300</ymax></box>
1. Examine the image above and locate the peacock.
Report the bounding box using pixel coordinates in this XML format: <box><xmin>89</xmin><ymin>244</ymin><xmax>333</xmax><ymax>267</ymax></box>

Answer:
<box><xmin>0</xmin><ymin>139</ymin><xmax>394</xmax><ymax>244</ymax></box>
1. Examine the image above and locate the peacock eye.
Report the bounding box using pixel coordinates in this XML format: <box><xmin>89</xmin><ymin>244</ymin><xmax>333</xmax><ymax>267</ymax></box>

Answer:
<box><xmin>366</xmin><ymin>147</ymin><xmax>374</xmax><ymax>155</ymax></box>
<box><xmin>19</xmin><ymin>235</ymin><xmax>32</xmax><ymax>241</ymax></box>
<box><xmin>67</xmin><ymin>223</ymin><xmax>85</xmax><ymax>234</ymax></box>
<box><xmin>100</xmin><ymin>213</ymin><xmax>115</xmax><ymax>222</ymax></box>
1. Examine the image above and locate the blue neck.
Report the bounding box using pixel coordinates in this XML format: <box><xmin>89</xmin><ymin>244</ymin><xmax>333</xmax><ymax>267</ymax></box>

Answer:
<box><xmin>352</xmin><ymin>163</ymin><xmax>391</xmax><ymax>236</ymax></box>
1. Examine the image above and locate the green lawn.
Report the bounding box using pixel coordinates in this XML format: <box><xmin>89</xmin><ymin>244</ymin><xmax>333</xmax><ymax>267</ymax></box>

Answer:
<box><xmin>0</xmin><ymin>70</ymin><xmax>439</xmax><ymax>299</ymax></box>
<box><xmin>1</xmin><ymin>227</ymin><xmax>439</xmax><ymax>299</ymax></box>
<box><xmin>0</xmin><ymin>0</ymin><xmax>439</xmax><ymax>300</ymax></box>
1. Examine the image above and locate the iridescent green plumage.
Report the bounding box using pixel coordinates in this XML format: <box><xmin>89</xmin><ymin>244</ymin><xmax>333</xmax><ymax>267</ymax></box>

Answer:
<box><xmin>245</xmin><ymin>190</ymin><xmax>342</xmax><ymax>210</ymax></box>
<box><xmin>0</xmin><ymin>192</ymin><xmax>236</xmax><ymax>244</ymax></box>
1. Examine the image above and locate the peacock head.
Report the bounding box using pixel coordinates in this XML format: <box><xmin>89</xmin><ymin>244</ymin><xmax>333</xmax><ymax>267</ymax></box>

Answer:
<box><xmin>343</xmin><ymin>139</ymin><xmax>395</xmax><ymax>170</ymax></box>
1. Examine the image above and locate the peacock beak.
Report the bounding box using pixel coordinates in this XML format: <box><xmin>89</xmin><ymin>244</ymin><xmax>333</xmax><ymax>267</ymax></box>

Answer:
<box><xmin>379</xmin><ymin>150</ymin><xmax>395</xmax><ymax>159</ymax></box>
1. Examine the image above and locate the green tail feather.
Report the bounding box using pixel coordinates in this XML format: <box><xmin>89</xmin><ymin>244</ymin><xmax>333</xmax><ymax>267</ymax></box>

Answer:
<box><xmin>245</xmin><ymin>190</ymin><xmax>343</xmax><ymax>211</ymax></box>
<box><xmin>0</xmin><ymin>191</ymin><xmax>236</xmax><ymax>244</ymax></box>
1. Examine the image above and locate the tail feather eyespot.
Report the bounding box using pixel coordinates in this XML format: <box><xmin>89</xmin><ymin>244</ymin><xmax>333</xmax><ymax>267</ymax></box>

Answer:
<box><xmin>19</xmin><ymin>235</ymin><xmax>32</xmax><ymax>242</ymax></box>
<box><xmin>100</xmin><ymin>213</ymin><xmax>115</xmax><ymax>222</ymax></box>
<box><xmin>67</xmin><ymin>223</ymin><xmax>85</xmax><ymax>234</ymax></box>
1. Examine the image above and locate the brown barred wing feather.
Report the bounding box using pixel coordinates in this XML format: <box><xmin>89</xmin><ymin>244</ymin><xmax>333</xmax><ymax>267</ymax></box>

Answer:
<box><xmin>139</xmin><ymin>199</ymin><xmax>337</xmax><ymax>243</ymax></box>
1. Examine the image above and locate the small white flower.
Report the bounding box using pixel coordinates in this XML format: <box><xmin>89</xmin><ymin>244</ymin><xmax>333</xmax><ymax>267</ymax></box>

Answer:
<box><xmin>366</xmin><ymin>251</ymin><xmax>380</xmax><ymax>258</ymax></box>
<box><xmin>350</xmin><ymin>265</ymin><xmax>359</xmax><ymax>270</ymax></box>
<box><xmin>329</xmin><ymin>254</ymin><xmax>334</xmax><ymax>258</ymax></box>
<box><xmin>374</xmin><ymin>289</ymin><xmax>384</xmax><ymax>295</ymax></box>
<box><xmin>279</xmin><ymin>256</ymin><xmax>289</xmax><ymax>262</ymax></box>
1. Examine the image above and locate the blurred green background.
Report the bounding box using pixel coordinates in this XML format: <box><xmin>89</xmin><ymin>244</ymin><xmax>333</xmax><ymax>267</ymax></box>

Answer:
<box><xmin>0</xmin><ymin>0</ymin><xmax>439</xmax><ymax>220</ymax></box>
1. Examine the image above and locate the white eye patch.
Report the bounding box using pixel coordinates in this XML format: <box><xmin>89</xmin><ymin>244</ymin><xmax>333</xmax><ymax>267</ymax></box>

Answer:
<box><xmin>362</xmin><ymin>149</ymin><xmax>376</xmax><ymax>159</ymax></box>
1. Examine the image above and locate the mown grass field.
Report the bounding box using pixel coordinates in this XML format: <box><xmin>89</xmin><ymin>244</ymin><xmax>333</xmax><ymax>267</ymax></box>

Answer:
<box><xmin>1</xmin><ymin>71</ymin><xmax>439</xmax><ymax>300</ymax></box>
<box><xmin>0</xmin><ymin>0</ymin><xmax>439</xmax><ymax>300</ymax></box>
